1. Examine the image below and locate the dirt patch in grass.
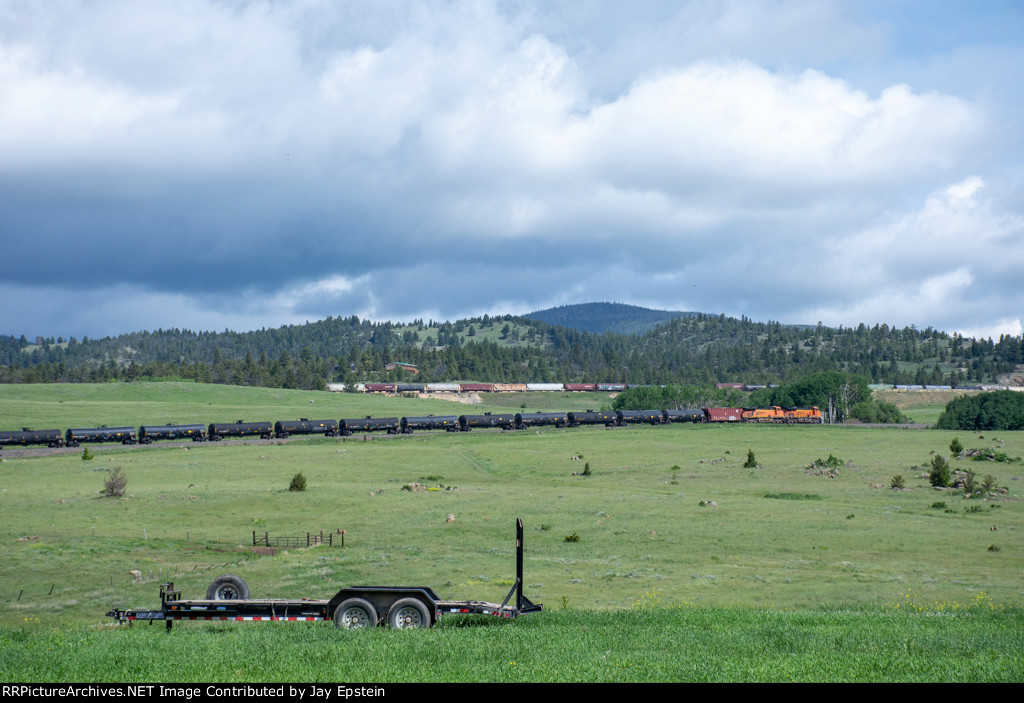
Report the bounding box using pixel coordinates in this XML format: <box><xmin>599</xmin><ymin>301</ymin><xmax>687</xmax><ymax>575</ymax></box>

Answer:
<box><xmin>417</xmin><ymin>392</ymin><xmax>483</xmax><ymax>405</ymax></box>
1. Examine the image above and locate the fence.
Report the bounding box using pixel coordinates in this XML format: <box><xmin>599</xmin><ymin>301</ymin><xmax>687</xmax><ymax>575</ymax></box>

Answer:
<box><xmin>252</xmin><ymin>530</ymin><xmax>345</xmax><ymax>548</ymax></box>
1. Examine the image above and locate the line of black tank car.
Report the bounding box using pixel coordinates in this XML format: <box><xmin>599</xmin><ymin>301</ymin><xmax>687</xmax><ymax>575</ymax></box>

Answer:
<box><xmin>0</xmin><ymin>408</ymin><xmax>758</xmax><ymax>449</ymax></box>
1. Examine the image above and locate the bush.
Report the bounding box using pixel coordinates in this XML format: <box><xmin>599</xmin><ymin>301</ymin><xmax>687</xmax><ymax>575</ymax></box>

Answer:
<box><xmin>851</xmin><ymin>400</ymin><xmax>910</xmax><ymax>424</ymax></box>
<box><xmin>929</xmin><ymin>455</ymin><xmax>951</xmax><ymax>487</ymax></box>
<box><xmin>564</xmin><ymin>531</ymin><xmax>580</xmax><ymax>543</ymax></box>
<box><xmin>289</xmin><ymin>472</ymin><xmax>307</xmax><ymax>492</ymax></box>
<box><xmin>81</xmin><ymin>447</ymin><xmax>94</xmax><ymax>461</ymax></box>
<box><xmin>743</xmin><ymin>450</ymin><xmax>758</xmax><ymax>468</ymax></box>
<box><xmin>982</xmin><ymin>474</ymin><xmax>999</xmax><ymax>494</ymax></box>
<box><xmin>963</xmin><ymin>469</ymin><xmax>978</xmax><ymax>498</ymax></box>
<box><xmin>811</xmin><ymin>454</ymin><xmax>843</xmax><ymax>469</ymax></box>
<box><xmin>950</xmin><ymin>437</ymin><xmax>964</xmax><ymax>456</ymax></box>
<box><xmin>103</xmin><ymin>467</ymin><xmax>127</xmax><ymax>497</ymax></box>
<box><xmin>890</xmin><ymin>474</ymin><xmax>905</xmax><ymax>490</ymax></box>
<box><xmin>582</xmin><ymin>462</ymin><xmax>592</xmax><ymax>477</ymax></box>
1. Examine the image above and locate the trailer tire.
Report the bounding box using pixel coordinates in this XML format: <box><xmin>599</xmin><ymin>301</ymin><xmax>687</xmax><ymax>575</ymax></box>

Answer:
<box><xmin>387</xmin><ymin>598</ymin><xmax>431</xmax><ymax>629</ymax></box>
<box><xmin>334</xmin><ymin>598</ymin><xmax>377</xmax><ymax>630</ymax></box>
<box><xmin>206</xmin><ymin>575</ymin><xmax>249</xmax><ymax>600</ymax></box>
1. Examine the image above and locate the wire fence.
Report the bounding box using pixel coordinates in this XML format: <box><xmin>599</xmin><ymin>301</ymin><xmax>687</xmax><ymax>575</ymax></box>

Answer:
<box><xmin>252</xmin><ymin>530</ymin><xmax>345</xmax><ymax>548</ymax></box>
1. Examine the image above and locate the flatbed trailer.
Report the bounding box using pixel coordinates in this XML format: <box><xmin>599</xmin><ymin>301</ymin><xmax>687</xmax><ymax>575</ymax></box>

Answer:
<box><xmin>107</xmin><ymin>519</ymin><xmax>541</xmax><ymax>631</ymax></box>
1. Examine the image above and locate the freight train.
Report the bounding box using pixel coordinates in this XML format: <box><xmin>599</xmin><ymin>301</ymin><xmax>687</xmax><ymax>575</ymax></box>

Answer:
<box><xmin>0</xmin><ymin>406</ymin><xmax>820</xmax><ymax>449</ymax></box>
<box><xmin>354</xmin><ymin>382</ymin><xmax>629</xmax><ymax>393</ymax></box>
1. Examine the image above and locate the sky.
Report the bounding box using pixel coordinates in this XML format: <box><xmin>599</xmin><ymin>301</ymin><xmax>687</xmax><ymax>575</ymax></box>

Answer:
<box><xmin>2</xmin><ymin>0</ymin><xmax>1023</xmax><ymax>341</ymax></box>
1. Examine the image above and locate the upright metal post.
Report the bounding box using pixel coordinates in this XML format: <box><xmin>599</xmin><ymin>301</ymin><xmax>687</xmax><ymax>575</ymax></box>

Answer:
<box><xmin>516</xmin><ymin>517</ymin><xmax>524</xmax><ymax>612</ymax></box>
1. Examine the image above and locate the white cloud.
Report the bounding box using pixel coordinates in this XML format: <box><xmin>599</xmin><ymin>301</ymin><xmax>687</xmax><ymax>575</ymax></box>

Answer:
<box><xmin>796</xmin><ymin>177</ymin><xmax>1024</xmax><ymax>335</ymax></box>
<box><xmin>956</xmin><ymin>318</ymin><xmax>1023</xmax><ymax>341</ymax></box>
<box><xmin>0</xmin><ymin>1</ymin><xmax>1020</xmax><ymax>341</ymax></box>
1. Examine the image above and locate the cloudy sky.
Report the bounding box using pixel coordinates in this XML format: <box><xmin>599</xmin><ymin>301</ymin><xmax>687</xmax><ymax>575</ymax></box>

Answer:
<box><xmin>2</xmin><ymin>0</ymin><xmax>1022</xmax><ymax>340</ymax></box>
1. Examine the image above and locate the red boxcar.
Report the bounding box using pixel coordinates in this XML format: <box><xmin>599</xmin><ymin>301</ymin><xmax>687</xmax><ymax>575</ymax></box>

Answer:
<box><xmin>364</xmin><ymin>383</ymin><xmax>396</xmax><ymax>393</ymax></box>
<box><xmin>704</xmin><ymin>407</ymin><xmax>744</xmax><ymax>422</ymax></box>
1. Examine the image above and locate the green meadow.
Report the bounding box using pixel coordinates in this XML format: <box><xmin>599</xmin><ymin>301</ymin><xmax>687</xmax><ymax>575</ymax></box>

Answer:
<box><xmin>1</xmin><ymin>383</ymin><xmax>1021</xmax><ymax>682</ymax></box>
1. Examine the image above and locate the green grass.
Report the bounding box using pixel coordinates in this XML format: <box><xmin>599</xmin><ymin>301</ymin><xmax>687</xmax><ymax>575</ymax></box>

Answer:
<box><xmin>0</xmin><ymin>382</ymin><xmax>487</xmax><ymax>429</ymax></box>
<box><xmin>873</xmin><ymin>388</ymin><xmax>979</xmax><ymax>425</ymax></box>
<box><xmin>1</xmin><ymin>382</ymin><xmax>1022</xmax><ymax>681</ymax></box>
<box><xmin>2</xmin><ymin>607</ymin><xmax>1020</xmax><ymax>682</ymax></box>
<box><xmin>0</xmin><ymin>383</ymin><xmax>618</xmax><ymax>429</ymax></box>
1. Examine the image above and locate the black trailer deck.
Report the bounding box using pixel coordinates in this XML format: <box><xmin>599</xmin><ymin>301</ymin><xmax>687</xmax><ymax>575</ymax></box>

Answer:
<box><xmin>108</xmin><ymin>519</ymin><xmax>541</xmax><ymax>630</ymax></box>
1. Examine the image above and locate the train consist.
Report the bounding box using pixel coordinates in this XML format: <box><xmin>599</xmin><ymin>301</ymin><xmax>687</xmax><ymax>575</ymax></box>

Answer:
<box><xmin>0</xmin><ymin>406</ymin><xmax>821</xmax><ymax>449</ymax></box>
<box><xmin>350</xmin><ymin>383</ymin><xmax>628</xmax><ymax>393</ymax></box>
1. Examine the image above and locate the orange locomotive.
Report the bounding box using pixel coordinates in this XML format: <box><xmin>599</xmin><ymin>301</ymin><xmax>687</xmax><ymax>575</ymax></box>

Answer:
<box><xmin>739</xmin><ymin>406</ymin><xmax>821</xmax><ymax>423</ymax></box>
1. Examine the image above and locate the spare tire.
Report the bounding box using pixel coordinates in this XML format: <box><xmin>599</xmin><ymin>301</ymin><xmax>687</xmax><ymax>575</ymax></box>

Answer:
<box><xmin>206</xmin><ymin>574</ymin><xmax>250</xmax><ymax>600</ymax></box>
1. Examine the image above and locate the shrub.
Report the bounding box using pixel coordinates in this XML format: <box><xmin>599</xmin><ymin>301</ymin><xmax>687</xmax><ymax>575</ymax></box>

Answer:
<box><xmin>811</xmin><ymin>454</ymin><xmax>844</xmax><ymax>469</ymax></box>
<box><xmin>851</xmin><ymin>400</ymin><xmax>910</xmax><ymax>424</ymax></box>
<box><xmin>81</xmin><ymin>447</ymin><xmax>94</xmax><ymax>461</ymax></box>
<box><xmin>890</xmin><ymin>474</ymin><xmax>905</xmax><ymax>490</ymax></box>
<box><xmin>289</xmin><ymin>472</ymin><xmax>307</xmax><ymax>492</ymax></box>
<box><xmin>564</xmin><ymin>531</ymin><xmax>580</xmax><ymax>543</ymax></box>
<box><xmin>950</xmin><ymin>437</ymin><xmax>964</xmax><ymax>456</ymax></box>
<box><xmin>982</xmin><ymin>474</ymin><xmax>999</xmax><ymax>494</ymax></box>
<box><xmin>743</xmin><ymin>450</ymin><xmax>757</xmax><ymax>468</ymax></box>
<box><xmin>103</xmin><ymin>467</ymin><xmax>127</xmax><ymax>497</ymax></box>
<box><xmin>929</xmin><ymin>455</ymin><xmax>951</xmax><ymax>487</ymax></box>
<box><xmin>582</xmin><ymin>462</ymin><xmax>592</xmax><ymax>477</ymax></box>
<box><xmin>968</xmin><ymin>449</ymin><xmax>1020</xmax><ymax>463</ymax></box>
<box><xmin>962</xmin><ymin>469</ymin><xmax>978</xmax><ymax>498</ymax></box>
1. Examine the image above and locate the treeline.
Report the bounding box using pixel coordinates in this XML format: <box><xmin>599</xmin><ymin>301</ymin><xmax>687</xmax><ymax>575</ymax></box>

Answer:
<box><xmin>613</xmin><ymin>371</ymin><xmax>909</xmax><ymax>424</ymax></box>
<box><xmin>2</xmin><ymin>311</ymin><xmax>1022</xmax><ymax>390</ymax></box>
<box><xmin>0</xmin><ymin>349</ymin><xmax>333</xmax><ymax>391</ymax></box>
<box><xmin>525</xmin><ymin>302</ymin><xmax>698</xmax><ymax>335</ymax></box>
<box><xmin>612</xmin><ymin>384</ymin><xmax>747</xmax><ymax>412</ymax></box>
<box><xmin>935</xmin><ymin>391</ymin><xmax>1024</xmax><ymax>431</ymax></box>
<box><xmin>748</xmin><ymin>371</ymin><xmax>908</xmax><ymax>424</ymax></box>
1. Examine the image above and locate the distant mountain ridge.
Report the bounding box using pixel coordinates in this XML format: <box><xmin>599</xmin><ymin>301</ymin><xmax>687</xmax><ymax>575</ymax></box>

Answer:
<box><xmin>4</xmin><ymin>303</ymin><xmax>1021</xmax><ymax>388</ymax></box>
<box><xmin>525</xmin><ymin>302</ymin><xmax>698</xmax><ymax>335</ymax></box>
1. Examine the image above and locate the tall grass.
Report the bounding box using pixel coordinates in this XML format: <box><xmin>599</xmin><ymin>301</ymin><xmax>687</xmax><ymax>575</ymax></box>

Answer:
<box><xmin>2</xmin><ymin>607</ymin><xmax>1020</xmax><ymax>682</ymax></box>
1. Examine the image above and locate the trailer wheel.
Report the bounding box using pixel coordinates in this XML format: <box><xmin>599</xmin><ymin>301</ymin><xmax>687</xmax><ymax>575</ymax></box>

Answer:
<box><xmin>206</xmin><ymin>575</ymin><xmax>249</xmax><ymax>600</ymax></box>
<box><xmin>334</xmin><ymin>598</ymin><xmax>377</xmax><ymax>629</ymax></box>
<box><xmin>387</xmin><ymin>598</ymin><xmax>430</xmax><ymax>629</ymax></box>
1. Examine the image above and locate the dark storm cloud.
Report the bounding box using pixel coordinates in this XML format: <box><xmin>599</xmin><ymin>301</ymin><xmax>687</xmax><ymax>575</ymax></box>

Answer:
<box><xmin>1</xmin><ymin>1</ymin><xmax>1021</xmax><ymax>340</ymax></box>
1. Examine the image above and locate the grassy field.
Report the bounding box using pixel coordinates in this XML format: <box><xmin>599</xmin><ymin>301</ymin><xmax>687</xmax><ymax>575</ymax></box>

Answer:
<box><xmin>1</xmin><ymin>383</ymin><xmax>1022</xmax><ymax>681</ymax></box>
<box><xmin>2</xmin><ymin>607</ymin><xmax>1018</xmax><ymax>682</ymax></box>
<box><xmin>0</xmin><ymin>382</ymin><xmax>620</xmax><ymax>429</ymax></box>
<box><xmin>873</xmin><ymin>388</ymin><xmax>978</xmax><ymax>425</ymax></box>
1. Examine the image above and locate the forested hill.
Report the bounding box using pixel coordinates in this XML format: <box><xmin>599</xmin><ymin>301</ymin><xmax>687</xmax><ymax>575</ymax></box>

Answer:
<box><xmin>2</xmin><ymin>309</ymin><xmax>1022</xmax><ymax>390</ymax></box>
<box><xmin>525</xmin><ymin>302</ymin><xmax>698</xmax><ymax>335</ymax></box>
